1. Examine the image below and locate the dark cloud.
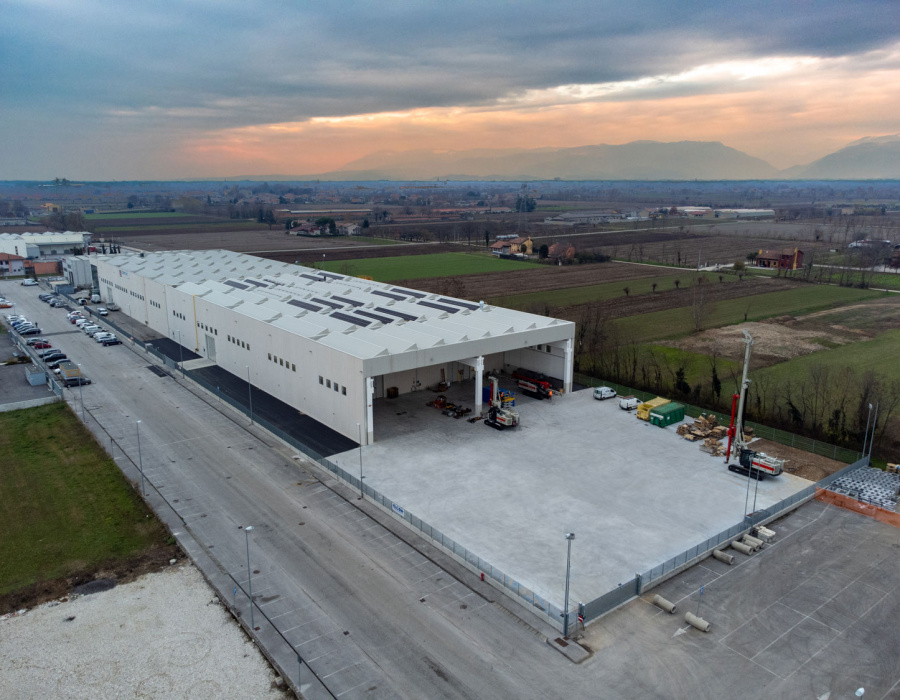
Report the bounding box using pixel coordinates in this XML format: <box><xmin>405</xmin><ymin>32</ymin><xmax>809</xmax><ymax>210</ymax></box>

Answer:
<box><xmin>2</xmin><ymin>0</ymin><xmax>899</xmax><ymax>177</ymax></box>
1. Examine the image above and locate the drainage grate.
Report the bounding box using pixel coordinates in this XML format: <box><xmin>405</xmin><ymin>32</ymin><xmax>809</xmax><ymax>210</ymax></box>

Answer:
<box><xmin>146</xmin><ymin>365</ymin><xmax>169</xmax><ymax>377</ymax></box>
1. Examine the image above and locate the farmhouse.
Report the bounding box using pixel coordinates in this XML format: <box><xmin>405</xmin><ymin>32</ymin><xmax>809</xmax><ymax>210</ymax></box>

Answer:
<box><xmin>92</xmin><ymin>250</ymin><xmax>575</xmax><ymax>446</ymax></box>
<box><xmin>756</xmin><ymin>248</ymin><xmax>804</xmax><ymax>270</ymax></box>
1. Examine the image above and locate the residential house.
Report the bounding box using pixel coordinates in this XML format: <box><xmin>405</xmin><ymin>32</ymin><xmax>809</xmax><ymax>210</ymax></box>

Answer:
<box><xmin>756</xmin><ymin>248</ymin><xmax>803</xmax><ymax>270</ymax></box>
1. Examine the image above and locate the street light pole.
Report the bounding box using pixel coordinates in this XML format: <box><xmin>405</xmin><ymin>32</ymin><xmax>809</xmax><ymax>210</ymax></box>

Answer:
<box><xmin>245</xmin><ymin>526</ymin><xmax>255</xmax><ymax>630</ymax></box>
<box><xmin>357</xmin><ymin>422</ymin><xmax>364</xmax><ymax>498</ymax></box>
<box><xmin>868</xmin><ymin>402</ymin><xmax>879</xmax><ymax>463</ymax></box>
<box><xmin>245</xmin><ymin>365</ymin><xmax>253</xmax><ymax>425</ymax></box>
<box><xmin>861</xmin><ymin>403</ymin><xmax>873</xmax><ymax>458</ymax></box>
<box><xmin>136</xmin><ymin>419</ymin><xmax>145</xmax><ymax>496</ymax></box>
<box><xmin>77</xmin><ymin>363</ymin><xmax>84</xmax><ymax>421</ymax></box>
<box><xmin>563</xmin><ymin>532</ymin><xmax>575</xmax><ymax>637</ymax></box>
<box><xmin>176</xmin><ymin>329</ymin><xmax>184</xmax><ymax>379</ymax></box>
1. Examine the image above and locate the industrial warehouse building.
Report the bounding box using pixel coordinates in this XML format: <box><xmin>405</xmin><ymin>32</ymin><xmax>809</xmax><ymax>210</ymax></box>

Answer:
<box><xmin>0</xmin><ymin>231</ymin><xmax>91</xmax><ymax>259</ymax></box>
<box><xmin>91</xmin><ymin>250</ymin><xmax>575</xmax><ymax>444</ymax></box>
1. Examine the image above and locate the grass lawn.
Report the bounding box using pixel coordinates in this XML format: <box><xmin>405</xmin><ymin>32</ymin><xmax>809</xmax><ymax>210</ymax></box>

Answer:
<box><xmin>84</xmin><ymin>211</ymin><xmax>193</xmax><ymax>220</ymax></box>
<box><xmin>613</xmin><ymin>285</ymin><xmax>884</xmax><ymax>343</ymax></box>
<box><xmin>0</xmin><ymin>403</ymin><xmax>167</xmax><ymax>596</ymax></box>
<box><xmin>320</xmin><ymin>252</ymin><xmax>542</xmax><ymax>282</ymax></box>
<box><xmin>492</xmin><ymin>271</ymin><xmax>734</xmax><ymax>309</ymax></box>
<box><xmin>756</xmin><ymin>329</ymin><xmax>900</xmax><ymax>385</ymax></box>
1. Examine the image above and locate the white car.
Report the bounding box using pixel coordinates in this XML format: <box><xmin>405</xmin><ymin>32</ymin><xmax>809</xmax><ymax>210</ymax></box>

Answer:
<box><xmin>94</xmin><ymin>332</ymin><xmax>115</xmax><ymax>343</ymax></box>
<box><xmin>75</xmin><ymin>318</ymin><xmax>90</xmax><ymax>327</ymax></box>
<box><xmin>21</xmin><ymin>279</ymin><xmax>38</xmax><ymax>286</ymax></box>
<box><xmin>96</xmin><ymin>307</ymin><xmax>108</xmax><ymax>316</ymax></box>
<box><xmin>83</xmin><ymin>325</ymin><xmax>102</xmax><ymax>335</ymax></box>
<box><xmin>593</xmin><ymin>386</ymin><xmax>617</xmax><ymax>400</ymax></box>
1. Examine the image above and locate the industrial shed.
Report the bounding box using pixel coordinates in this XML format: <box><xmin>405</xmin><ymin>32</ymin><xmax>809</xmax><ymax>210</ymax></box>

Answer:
<box><xmin>92</xmin><ymin>250</ymin><xmax>575</xmax><ymax>445</ymax></box>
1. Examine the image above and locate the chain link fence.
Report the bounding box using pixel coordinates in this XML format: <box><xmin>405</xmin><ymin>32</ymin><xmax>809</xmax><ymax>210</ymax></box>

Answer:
<box><xmin>575</xmin><ymin>373</ymin><xmax>862</xmax><ymax>463</ymax></box>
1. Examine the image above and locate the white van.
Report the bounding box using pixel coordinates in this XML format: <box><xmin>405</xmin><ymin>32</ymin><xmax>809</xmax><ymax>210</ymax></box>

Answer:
<box><xmin>593</xmin><ymin>386</ymin><xmax>617</xmax><ymax>400</ymax></box>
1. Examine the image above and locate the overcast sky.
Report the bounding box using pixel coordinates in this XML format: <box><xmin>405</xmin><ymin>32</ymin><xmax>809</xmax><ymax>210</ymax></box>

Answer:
<box><xmin>3</xmin><ymin>0</ymin><xmax>900</xmax><ymax>179</ymax></box>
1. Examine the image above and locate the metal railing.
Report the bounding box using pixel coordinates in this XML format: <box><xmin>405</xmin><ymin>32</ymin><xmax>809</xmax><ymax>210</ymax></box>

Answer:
<box><xmin>578</xmin><ymin>454</ymin><xmax>870</xmax><ymax>625</ymax></box>
<box><xmin>575</xmin><ymin>373</ymin><xmax>862</xmax><ymax>463</ymax></box>
<box><xmin>171</xmin><ymin>360</ymin><xmax>566</xmax><ymax>630</ymax></box>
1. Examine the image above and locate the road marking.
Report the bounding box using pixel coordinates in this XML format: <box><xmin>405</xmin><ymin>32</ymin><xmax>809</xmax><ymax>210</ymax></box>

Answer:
<box><xmin>673</xmin><ymin>626</ymin><xmax>689</xmax><ymax>637</ymax></box>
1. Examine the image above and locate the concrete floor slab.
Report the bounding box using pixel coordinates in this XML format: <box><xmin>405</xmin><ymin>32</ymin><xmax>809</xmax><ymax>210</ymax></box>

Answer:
<box><xmin>331</xmin><ymin>379</ymin><xmax>812</xmax><ymax>609</ymax></box>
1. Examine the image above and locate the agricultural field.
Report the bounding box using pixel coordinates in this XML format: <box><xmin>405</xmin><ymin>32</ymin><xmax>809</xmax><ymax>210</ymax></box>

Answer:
<box><xmin>611</xmin><ymin>285</ymin><xmax>884</xmax><ymax>343</ymax></box>
<box><xmin>319</xmin><ymin>252</ymin><xmax>542</xmax><ymax>282</ymax></box>
<box><xmin>83</xmin><ymin>211</ymin><xmax>191</xmax><ymax>220</ymax></box>
<box><xmin>491</xmin><ymin>270</ymin><xmax>738</xmax><ymax>309</ymax></box>
<box><xmin>0</xmin><ymin>403</ymin><xmax>173</xmax><ymax>611</ymax></box>
<box><xmin>756</xmin><ymin>329</ymin><xmax>900</xmax><ymax>384</ymax></box>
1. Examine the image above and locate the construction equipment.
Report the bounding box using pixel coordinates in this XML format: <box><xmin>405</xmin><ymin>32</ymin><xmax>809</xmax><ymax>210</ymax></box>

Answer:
<box><xmin>484</xmin><ymin>376</ymin><xmax>520</xmax><ymax>430</ymax></box>
<box><xmin>725</xmin><ymin>330</ymin><xmax>784</xmax><ymax>479</ymax></box>
<box><xmin>511</xmin><ymin>368</ymin><xmax>553</xmax><ymax>398</ymax></box>
<box><xmin>516</xmin><ymin>377</ymin><xmax>552</xmax><ymax>400</ymax></box>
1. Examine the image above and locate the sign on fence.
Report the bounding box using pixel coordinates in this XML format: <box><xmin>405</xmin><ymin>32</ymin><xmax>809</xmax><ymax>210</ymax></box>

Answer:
<box><xmin>391</xmin><ymin>502</ymin><xmax>405</xmax><ymax>517</ymax></box>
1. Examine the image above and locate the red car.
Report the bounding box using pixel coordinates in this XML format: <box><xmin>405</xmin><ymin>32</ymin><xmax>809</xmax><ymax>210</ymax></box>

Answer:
<box><xmin>32</xmin><ymin>341</ymin><xmax>51</xmax><ymax>349</ymax></box>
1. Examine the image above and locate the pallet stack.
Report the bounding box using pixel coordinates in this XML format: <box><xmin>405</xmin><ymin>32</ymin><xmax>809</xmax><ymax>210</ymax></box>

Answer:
<box><xmin>677</xmin><ymin>413</ymin><xmax>744</xmax><ymax>457</ymax></box>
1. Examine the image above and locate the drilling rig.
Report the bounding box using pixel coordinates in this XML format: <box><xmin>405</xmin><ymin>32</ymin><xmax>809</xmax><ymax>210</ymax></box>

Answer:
<box><xmin>484</xmin><ymin>376</ymin><xmax>520</xmax><ymax>430</ymax></box>
<box><xmin>725</xmin><ymin>330</ymin><xmax>785</xmax><ymax>479</ymax></box>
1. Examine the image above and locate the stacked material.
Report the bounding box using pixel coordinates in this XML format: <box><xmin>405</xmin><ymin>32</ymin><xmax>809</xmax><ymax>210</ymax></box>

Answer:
<box><xmin>828</xmin><ymin>467</ymin><xmax>900</xmax><ymax>510</ymax></box>
<box><xmin>677</xmin><ymin>413</ymin><xmax>754</xmax><ymax>458</ymax></box>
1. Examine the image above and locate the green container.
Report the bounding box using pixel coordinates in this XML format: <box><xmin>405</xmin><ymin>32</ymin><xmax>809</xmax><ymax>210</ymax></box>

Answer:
<box><xmin>649</xmin><ymin>402</ymin><xmax>685</xmax><ymax>427</ymax></box>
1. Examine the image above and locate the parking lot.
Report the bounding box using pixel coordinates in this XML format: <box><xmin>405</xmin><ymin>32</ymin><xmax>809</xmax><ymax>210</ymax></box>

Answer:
<box><xmin>0</xmin><ymin>282</ymin><xmax>126</xmax><ymax>396</ymax></box>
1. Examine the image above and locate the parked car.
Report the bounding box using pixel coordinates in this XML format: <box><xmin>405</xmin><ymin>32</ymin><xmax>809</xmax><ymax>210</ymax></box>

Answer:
<box><xmin>101</xmin><ymin>338</ymin><xmax>122</xmax><ymax>346</ymax></box>
<box><xmin>44</xmin><ymin>356</ymin><xmax>68</xmax><ymax>367</ymax></box>
<box><xmin>69</xmin><ymin>315</ymin><xmax>85</xmax><ymax>324</ymax></box>
<box><xmin>21</xmin><ymin>279</ymin><xmax>38</xmax><ymax>286</ymax></box>
<box><xmin>32</xmin><ymin>341</ymin><xmax>51</xmax><ymax>349</ymax></box>
<box><xmin>38</xmin><ymin>348</ymin><xmax>61</xmax><ymax>358</ymax></box>
<box><xmin>78</xmin><ymin>298</ymin><xmax>88</xmax><ymax>306</ymax></box>
<box><xmin>75</xmin><ymin>319</ymin><xmax>90</xmax><ymax>327</ymax></box>
<box><xmin>94</xmin><ymin>332</ymin><xmax>115</xmax><ymax>343</ymax></box>
<box><xmin>26</xmin><ymin>337</ymin><xmax>49</xmax><ymax>346</ymax></box>
<box><xmin>83</xmin><ymin>325</ymin><xmax>102</xmax><ymax>335</ymax></box>
<box><xmin>38</xmin><ymin>294</ymin><xmax>53</xmax><ymax>301</ymax></box>
<box><xmin>593</xmin><ymin>386</ymin><xmax>617</xmax><ymax>400</ymax></box>
<box><xmin>96</xmin><ymin>307</ymin><xmax>108</xmax><ymax>316</ymax></box>
<box><xmin>19</xmin><ymin>327</ymin><xmax>43</xmax><ymax>335</ymax></box>
<box><xmin>50</xmin><ymin>299</ymin><xmax>66</xmax><ymax>308</ymax></box>
<box><xmin>64</xmin><ymin>376</ymin><xmax>92</xmax><ymax>387</ymax></box>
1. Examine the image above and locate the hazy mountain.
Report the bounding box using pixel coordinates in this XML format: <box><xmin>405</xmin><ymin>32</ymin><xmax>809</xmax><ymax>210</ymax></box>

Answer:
<box><xmin>782</xmin><ymin>135</ymin><xmax>900</xmax><ymax>179</ymax></box>
<box><xmin>319</xmin><ymin>141</ymin><xmax>780</xmax><ymax>181</ymax></box>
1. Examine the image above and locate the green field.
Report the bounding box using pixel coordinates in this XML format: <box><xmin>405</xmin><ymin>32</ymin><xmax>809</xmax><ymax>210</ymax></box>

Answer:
<box><xmin>84</xmin><ymin>211</ymin><xmax>193</xmax><ymax>220</ymax></box>
<box><xmin>613</xmin><ymin>286</ymin><xmax>883</xmax><ymax>343</ymax></box>
<box><xmin>757</xmin><ymin>329</ymin><xmax>900</xmax><ymax>385</ymax></box>
<box><xmin>492</xmin><ymin>271</ymin><xmax>733</xmax><ymax>309</ymax></box>
<box><xmin>0</xmin><ymin>403</ymin><xmax>166</xmax><ymax>596</ymax></box>
<box><xmin>320</xmin><ymin>252</ymin><xmax>542</xmax><ymax>282</ymax></box>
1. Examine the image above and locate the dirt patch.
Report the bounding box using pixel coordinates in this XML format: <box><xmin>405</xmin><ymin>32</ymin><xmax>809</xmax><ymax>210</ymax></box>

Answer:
<box><xmin>749</xmin><ymin>438</ymin><xmax>847</xmax><ymax>482</ymax></box>
<box><xmin>666</xmin><ymin>320</ymin><xmax>840</xmax><ymax>366</ymax></box>
<box><xmin>0</xmin><ymin>543</ymin><xmax>180</xmax><ymax>615</ymax></box>
<box><xmin>792</xmin><ymin>297</ymin><xmax>900</xmax><ymax>334</ymax></box>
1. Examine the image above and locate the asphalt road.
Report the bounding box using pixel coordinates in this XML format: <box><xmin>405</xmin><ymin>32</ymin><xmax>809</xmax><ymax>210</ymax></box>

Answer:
<box><xmin>6</xmin><ymin>278</ymin><xmax>900</xmax><ymax>700</ymax></box>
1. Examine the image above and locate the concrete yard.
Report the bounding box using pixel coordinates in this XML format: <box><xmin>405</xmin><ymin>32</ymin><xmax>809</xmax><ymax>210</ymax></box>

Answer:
<box><xmin>330</xmin><ymin>380</ymin><xmax>811</xmax><ymax>609</ymax></box>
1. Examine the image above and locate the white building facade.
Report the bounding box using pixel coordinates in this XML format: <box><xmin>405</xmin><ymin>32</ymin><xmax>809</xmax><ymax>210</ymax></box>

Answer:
<box><xmin>93</xmin><ymin>250</ymin><xmax>575</xmax><ymax>445</ymax></box>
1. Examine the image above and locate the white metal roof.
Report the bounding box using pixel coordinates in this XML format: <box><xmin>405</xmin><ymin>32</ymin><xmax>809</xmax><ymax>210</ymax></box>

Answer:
<box><xmin>95</xmin><ymin>249</ymin><xmax>575</xmax><ymax>363</ymax></box>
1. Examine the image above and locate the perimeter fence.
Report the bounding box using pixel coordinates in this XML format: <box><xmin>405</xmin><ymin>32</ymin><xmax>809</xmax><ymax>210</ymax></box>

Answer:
<box><xmin>581</xmin><ymin>453</ymin><xmax>870</xmax><ymax>624</ymax></box>
<box><xmin>147</xmin><ymin>352</ymin><xmax>567</xmax><ymax>630</ymax></box>
<box><xmin>575</xmin><ymin>373</ymin><xmax>862</xmax><ymax>464</ymax></box>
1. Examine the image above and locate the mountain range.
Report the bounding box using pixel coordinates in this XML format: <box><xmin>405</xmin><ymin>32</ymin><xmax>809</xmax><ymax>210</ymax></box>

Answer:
<box><xmin>267</xmin><ymin>135</ymin><xmax>898</xmax><ymax>181</ymax></box>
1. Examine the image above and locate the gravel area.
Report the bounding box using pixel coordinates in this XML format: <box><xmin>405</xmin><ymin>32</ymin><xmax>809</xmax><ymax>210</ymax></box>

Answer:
<box><xmin>0</xmin><ymin>564</ymin><xmax>287</xmax><ymax>700</ymax></box>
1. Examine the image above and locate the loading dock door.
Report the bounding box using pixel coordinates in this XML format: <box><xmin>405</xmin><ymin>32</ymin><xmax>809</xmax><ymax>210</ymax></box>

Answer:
<box><xmin>205</xmin><ymin>334</ymin><xmax>216</xmax><ymax>362</ymax></box>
